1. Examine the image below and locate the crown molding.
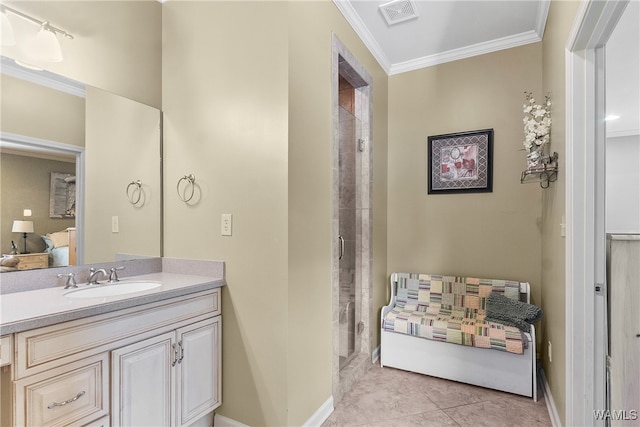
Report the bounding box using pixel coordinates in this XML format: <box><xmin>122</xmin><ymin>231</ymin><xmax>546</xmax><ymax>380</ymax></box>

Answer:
<box><xmin>535</xmin><ymin>0</ymin><xmax>551</xmax><ymax>39</ymax></box>
<box><xmin>389</xmin><ymin>30</ymin><xmax>543</xmax><ymax>75</ymax></box>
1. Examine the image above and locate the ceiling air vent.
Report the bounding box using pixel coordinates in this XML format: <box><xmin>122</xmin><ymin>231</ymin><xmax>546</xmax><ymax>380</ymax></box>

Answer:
<box><xmin>379</xmin><ymin>0</ymin><xmax>419</xmax><ymax>26</ymax></box>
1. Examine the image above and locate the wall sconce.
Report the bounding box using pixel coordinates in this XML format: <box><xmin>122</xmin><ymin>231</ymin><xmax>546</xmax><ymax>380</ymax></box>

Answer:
<box><xmin>0</xmin><ymin>5</ymin><xmax>73</xmax><ymax>63</ymax></box>
<box><xmin>12</xmin><ymin>220</ymin><xmax>34</xmax><ymax>254</ymax></box>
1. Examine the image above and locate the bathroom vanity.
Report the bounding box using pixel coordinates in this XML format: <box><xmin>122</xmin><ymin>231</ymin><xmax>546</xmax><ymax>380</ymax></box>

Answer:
<box><xmin>0</xmin><ymin>264</ymin><xmax>224</xmax><ymax>427</ymax></box>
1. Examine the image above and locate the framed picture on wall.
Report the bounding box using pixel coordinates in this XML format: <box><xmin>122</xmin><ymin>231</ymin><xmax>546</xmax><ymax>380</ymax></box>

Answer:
<box><xmin>50</xmin><ymin>172</ymin><xmax>76</xmax><ymax>218</ymax></box>
<box><xmin>427</xmin><ymin>128</ymin><xmax>493</xmax><ymax>194</ymax></box>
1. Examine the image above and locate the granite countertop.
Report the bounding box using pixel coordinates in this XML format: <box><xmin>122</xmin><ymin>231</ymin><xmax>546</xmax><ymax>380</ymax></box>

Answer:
<box><xmin>0</xmin><ymin>272</ymin><xmax>225</xmax><ymax>335</ymax></box>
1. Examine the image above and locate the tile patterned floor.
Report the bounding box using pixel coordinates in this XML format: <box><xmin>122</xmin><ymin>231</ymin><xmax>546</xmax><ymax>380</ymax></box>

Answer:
<box><xmin>322</xmin><ymin>363</ymin><xmax>552</xmax><ymax>427</ymax></box>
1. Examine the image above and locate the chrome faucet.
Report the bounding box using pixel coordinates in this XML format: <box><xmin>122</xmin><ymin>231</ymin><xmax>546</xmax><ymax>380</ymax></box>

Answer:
<box><xmin>57</xmin><ymin>272</ymin><xmax>77</xmax><ymax>289</ymax></box>
<box><xmin>88</xmin><ymin>268</ymin><xmax>108</xmax><ymax>285</ymax></box>
<box><xmin>108</xmin><ymin>266</ymin><xmax>125</xmax><ymax>283</ymax></box>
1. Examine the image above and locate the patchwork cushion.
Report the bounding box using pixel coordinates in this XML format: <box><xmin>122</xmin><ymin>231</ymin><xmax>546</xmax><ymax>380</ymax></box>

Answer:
<box><xmin>386</xmin><ymin>273</ymin><xmax>526</xmax><ymax>354</ymax></box>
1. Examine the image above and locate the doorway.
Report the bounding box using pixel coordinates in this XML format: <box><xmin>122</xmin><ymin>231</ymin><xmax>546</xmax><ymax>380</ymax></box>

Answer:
<box><xmin>566</xmin><ymin>1</ymin><xmax>632</xmax><ymax>425</ymax></box>
<box><xmin>332</xmin><ymin>35</ymin><xmax>373</xmax><ymax>403</ymax></box>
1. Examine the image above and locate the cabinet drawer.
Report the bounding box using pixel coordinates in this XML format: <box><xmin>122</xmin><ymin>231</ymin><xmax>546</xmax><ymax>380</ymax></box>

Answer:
<box><xmin>0</xmin><ymin>335</ymin><xmax>12</xmax><ymax>367</ymax></box>
<box><xmin>16</xmin><ymin>289</ymin><xmax>219</xmax><ymax>378</ymax></box>
<box><xmin>82</xmin><ymin>415</ymin><xmax>109</xmax><ymax>426</ymax></box>
<box><xmin>16</xmin><ymin>254</ymin><xmax>48</xmax><ymax>270</ymax></box>
<box><xmin>14</xmin><ymin>353</ymin><xmax>109</xmax><ymax>427</ymax></box>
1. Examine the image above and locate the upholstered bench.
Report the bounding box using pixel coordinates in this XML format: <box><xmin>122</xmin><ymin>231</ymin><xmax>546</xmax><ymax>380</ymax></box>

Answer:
<box><xmin>380</xmin><ymin>273</ymin><xmax>538</xmax><ymax>400</ymax></box>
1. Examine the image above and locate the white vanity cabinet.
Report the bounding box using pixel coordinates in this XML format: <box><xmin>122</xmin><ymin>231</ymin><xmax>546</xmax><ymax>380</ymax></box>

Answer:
<box><xmin>6</xmin><ymin>288</ymin><xmax>222</xmax><ymax>427</ymax></box>
<box><xmin>111</xmin><ymin>317</ymin><xmax>221</xmax><ymax>426</ymax></box>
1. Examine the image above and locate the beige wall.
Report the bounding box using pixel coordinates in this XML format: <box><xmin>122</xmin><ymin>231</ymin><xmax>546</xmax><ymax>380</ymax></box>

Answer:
<box><xmin>84</xmin><ymin>86</ymin><xmax>161</xmax><ymax>263</ymax></box>
<box><xmin>162</xmin><ymin>2</ymin><xmax>289</xmax><ymax>425</ymax></box>
<box><xmin>0</xmin><ymin>75</ymin><xmax>85</xmax><ymax>146</ymax></box>
<box><xmin>288</xmin><ymin>2</ymin><xmax>388</xmax><ymax>423</ymax></box>
<box><xmin>387</xmin><ymin>44</ymin><xmax>544</xmax><ymax>307</ymax></box>
<box><xmin>541</xmin><ymin>1</ymin><xmax>581</xmax><ymax>424</ymax></box>
<box><xmin>163</xmin><ymin>1</ymin><xmax>387</xmax><ymax>425</ymax></box>
<box><xmin>1</xmin><ymin>1</ymin><xmax>161</xmax><ymax>108</ymax></box>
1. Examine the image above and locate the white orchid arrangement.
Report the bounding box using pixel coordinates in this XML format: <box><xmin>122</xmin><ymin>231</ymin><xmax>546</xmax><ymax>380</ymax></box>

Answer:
<box><xmin>523</xmin><ymin>91</ymin><xmax>551</xmax><ymax>165</ymax></box>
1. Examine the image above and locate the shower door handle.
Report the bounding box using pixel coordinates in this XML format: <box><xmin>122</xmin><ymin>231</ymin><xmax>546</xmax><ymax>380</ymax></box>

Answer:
<box><xmin>338</xmin><ymin>235</ymin><xmax>345</xmax><ymax>260</ymax></box>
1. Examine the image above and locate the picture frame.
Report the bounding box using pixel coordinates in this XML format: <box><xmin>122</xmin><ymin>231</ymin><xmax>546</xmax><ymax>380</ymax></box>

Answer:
<box><xmin>427</xmin><ymin>128</ymin><xmax>493</xmax><ymax>194</ymax></box>
<box><xmin>50</xmin><ymin>172</ymin><xmax>76</xmax><ymax>218</ymax></box>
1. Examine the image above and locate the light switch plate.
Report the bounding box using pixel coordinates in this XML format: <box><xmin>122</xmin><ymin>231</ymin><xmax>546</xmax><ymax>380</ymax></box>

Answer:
<box><xmin>221</xmin><ymin>214</ymin><xmax>232</xmax><ymax>236</ymax></box>
<box><xmin>112</xmin><ymin>216</ymin><xmax>119</xmax><ymax>233</ymax></box>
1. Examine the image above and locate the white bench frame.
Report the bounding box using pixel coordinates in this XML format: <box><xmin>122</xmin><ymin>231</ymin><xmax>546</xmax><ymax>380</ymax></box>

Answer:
<box><xmin>380</xmin><ymin>273</ymin><xmax>538</xmax><ymax>401</ymax></box>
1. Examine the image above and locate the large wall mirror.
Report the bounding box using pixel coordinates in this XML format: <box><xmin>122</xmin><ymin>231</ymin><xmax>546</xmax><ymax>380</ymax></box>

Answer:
<box><xmin>1</xmin><ymin>57</ymin><xmax>162</xmax><ymax>273</ymax></box>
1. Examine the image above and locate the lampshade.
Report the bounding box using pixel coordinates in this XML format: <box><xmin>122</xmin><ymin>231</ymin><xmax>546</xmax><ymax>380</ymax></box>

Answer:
<box><xmin>0</xmin><ymin>10</ymin><xmax>15</xmax><ymax>46</ymax></box>
<box><xmin>12</xmin><ymin>220</ymin><xmax>34</xmax><ymax>233</ymax></box>
<box><xmin>23</xmin><ymin>23</ymin><xmax>63</xmax><ymax>62</ymax></box>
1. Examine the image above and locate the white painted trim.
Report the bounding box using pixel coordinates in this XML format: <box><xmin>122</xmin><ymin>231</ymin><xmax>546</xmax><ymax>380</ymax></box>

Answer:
<box><xmin>213</xmin><ymin>414</ymin><xmax>249</xmax><ymax>427</ymax></box>
<box><xmin>303</xmin><ymin>396</ymin><xmax>334</xmax><ymax>427</ymax></box>
<box><xmin>535</xmin><ymin>0</ymin><xmax>551</xmax><ymax>40</ymax></box>
<box><xmin>371</xmin><ymin>345</ymin><xmax>380</xmax><ymax>363</ymax></box>
<box><xmin>565</xmin><ymin>1</ymin><xmax>629</xmax><ymax>426</ymax></box>
<box><xmin>389</xmin><ymin>30</ymin><xmax>542</xmax><ymax>75</ymax></box>
<box><xmin>1</xmin><ymin>55</ymin><xmax>85</xmax><ymax>98</ymax></box>
<box><xmin>332</xmin><ymin>0</ymin><xmax>392</xmax><ymax>74</ymax></box>
<box><xmin>540</xmin><ymin>368</ymin><xmax>562</xmax><ymax>427</ymax></box>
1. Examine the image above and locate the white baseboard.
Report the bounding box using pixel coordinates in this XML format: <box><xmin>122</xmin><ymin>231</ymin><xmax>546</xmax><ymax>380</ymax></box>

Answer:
<box><xmin>371</xmin><ymin>345</ymin><xmax>380</xmax><ymax>363</ymax></box>
<box><xmin>539</xmin><ymin>368</ymin><xmax>561</xmax><ymax>427</ymax></box>
<box><xmin>214</xmin><ymin>397</ymin><xmax>334</xmax><ymax>427</ymax></box>
<box><xmin>303</xmin><ymin>396</ymin><xmax>334</xmax><ymax>426</ymax></box>
<box><xmin>214</xmin><ymin>413</ymin><xmax>249</xmax><ymax>427</ymax></box>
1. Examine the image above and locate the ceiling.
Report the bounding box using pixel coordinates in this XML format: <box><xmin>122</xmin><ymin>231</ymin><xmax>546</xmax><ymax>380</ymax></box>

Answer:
<box><xmin>335</xmin><ymin>0</ymin><xmax>639</xmax><ymax>137</ymax></box>
<box><xmin>334</xmin><ymin>0</ymin><xmax>549</xmax><ymax>75</ymax></box>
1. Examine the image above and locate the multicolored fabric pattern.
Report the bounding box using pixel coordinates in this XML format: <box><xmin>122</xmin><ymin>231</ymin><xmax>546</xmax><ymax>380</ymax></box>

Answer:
<box><xmin>384</xmin><ymin>273</ymin><xmax>526</xmax><ymax>354</ymax></box>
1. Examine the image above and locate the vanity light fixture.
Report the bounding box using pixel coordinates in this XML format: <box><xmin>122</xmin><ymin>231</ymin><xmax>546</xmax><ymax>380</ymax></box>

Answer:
<box><xmin>0</xmin><ymin>5</ymin><xmax>73</xmax><ymax>63</ymax></box>
<box><xmin>12</xmin><ymin>220</ymin><xmax>34</xmax><ymax>254</ymax></box>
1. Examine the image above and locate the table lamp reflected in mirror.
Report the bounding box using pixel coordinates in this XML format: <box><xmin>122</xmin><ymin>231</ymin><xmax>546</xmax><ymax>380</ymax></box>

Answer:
<box><xmin>12</xmin><ymin>220</ymin><xmax>34</xmax><ymax>254</ymax></box>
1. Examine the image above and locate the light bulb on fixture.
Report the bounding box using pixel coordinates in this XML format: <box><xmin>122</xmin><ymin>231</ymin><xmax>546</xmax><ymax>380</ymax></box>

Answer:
<box><xmin>23</xmin><ymin>22</ymin><xmax>63</xmax><ymax>62</ymax></box>
<box><xmin>0</xmin><ymin>9</ymin><xmax>16</xmax><ymax>46</ymax></box>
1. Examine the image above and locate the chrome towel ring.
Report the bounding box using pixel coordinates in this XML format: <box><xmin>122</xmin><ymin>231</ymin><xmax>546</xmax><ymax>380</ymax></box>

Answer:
<box><xmin>177</xmin><ymin>174</ymin><xmax>196</xmax><ymax>203</ymax></box>
<box><xmin>126</xmin><ymin>180</ymin><xmax>143</xmax><ymax>206</ymax></box>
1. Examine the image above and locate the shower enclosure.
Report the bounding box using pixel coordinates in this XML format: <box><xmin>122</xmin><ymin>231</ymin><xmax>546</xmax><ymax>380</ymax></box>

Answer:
<box><xmin>338</xmin><ymin>74</ymin><xmax>360</xmax><ymax>370</ymax></box>
<box><xmin>332</xmin><ymin>36</ymin><xmax>373</xmax><ymax>402</ymax></box>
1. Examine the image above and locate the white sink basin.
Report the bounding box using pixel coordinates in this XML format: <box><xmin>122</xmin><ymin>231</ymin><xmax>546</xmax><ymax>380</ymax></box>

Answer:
<box><xmin>64</xmin><ymin>281</ymin><xmax>162</xmax><ymax>299</ymax></box>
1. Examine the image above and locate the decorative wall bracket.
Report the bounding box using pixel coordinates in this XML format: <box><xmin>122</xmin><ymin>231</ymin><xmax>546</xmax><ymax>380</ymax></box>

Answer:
<box><xmin>521</xmin><ymin>152</ymin><xmax>559</xmax><ymax>189</ymax></box>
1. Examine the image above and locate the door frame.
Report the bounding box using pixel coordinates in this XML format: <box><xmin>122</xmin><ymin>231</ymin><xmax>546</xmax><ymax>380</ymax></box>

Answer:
<box><xmin>565</xmin><ymin>1</ymin><xmax>628</xmax><ymax>425</ymax></box>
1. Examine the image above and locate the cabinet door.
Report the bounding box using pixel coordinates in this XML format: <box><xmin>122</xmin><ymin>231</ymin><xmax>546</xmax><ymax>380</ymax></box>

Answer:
<box><xmin>176</xmin><ymin>317</ymin><xmax>221</xmax><ymax>426</ymax></box>
<box><xmin>111</xmin><ymin>332</ymin><xmax>175</xmax><ymax>427</ymax></box>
